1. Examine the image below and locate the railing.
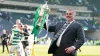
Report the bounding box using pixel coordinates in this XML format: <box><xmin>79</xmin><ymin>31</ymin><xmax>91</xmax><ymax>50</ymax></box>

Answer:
<box><xmin>0</xmin><ymin>0</ymin><xmax>87</xmax><ymax>10</ymax></box>
<box><xmin>0</xmin><ymin>8</ymin><xmax>35</xmax><ymax>14</ymax></box>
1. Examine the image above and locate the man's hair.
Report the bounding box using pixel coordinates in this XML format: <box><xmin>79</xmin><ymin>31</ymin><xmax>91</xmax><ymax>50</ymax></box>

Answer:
<box><xmin>16</xmin><ymin>19</ymin><xmax>21</xmax><ymax>23</ymax></box>
<box><xmin>66</xmin><ymin>9</ymin><xmax>76</xmax><ymax>15</ymax></box>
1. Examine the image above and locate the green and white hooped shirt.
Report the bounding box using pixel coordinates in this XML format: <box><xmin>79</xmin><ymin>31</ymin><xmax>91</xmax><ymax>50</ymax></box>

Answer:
<box><xmin>11</xmin><ymin>28</ymin><xmax>24</xmax><ymax>45</ymax></box>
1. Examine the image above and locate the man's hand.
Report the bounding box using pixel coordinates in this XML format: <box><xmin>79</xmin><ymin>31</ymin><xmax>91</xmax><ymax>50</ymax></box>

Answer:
<box><xmin>65</xmin><ymin>46</ymin><xmax>75</xmax><ymax>54</ymax></box>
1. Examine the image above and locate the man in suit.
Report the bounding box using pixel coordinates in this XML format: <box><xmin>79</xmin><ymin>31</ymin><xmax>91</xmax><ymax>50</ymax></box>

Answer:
<box><xmin>45</xmin><ymin>9</ymin><xmax>85</xmax><ymax>56</ymax></box>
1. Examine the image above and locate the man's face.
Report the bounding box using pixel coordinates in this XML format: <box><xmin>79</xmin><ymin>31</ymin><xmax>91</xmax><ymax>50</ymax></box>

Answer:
<box><xmin>3</xmin><ymin>30</ymin><xmax>6</xmax><ymax>34</ymax></box>
<box><xmin>16</xmin><ymin>19</ymin><xmax>21</xmax><ymax>25</ymax></box>
<box><xmin>24</xmin><ymin>25</ymin><xmax>27</xmax><ymax>29</ymax></box>
<box><xmin>66</xmin><ymin>10</ymin><xmax>75</xmax><ymax>22</ymax></box>
<box><xmin>18</xmin><ymin>23</ymin><xmax>23</xmax><ymax>30</ymax></box>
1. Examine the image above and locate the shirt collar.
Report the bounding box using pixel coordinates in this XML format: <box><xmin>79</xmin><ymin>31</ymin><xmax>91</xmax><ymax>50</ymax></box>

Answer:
<box><xmin>66</xmin><ymin>20</ymin><xmax>75</xmax><ymax>24</ymax></box>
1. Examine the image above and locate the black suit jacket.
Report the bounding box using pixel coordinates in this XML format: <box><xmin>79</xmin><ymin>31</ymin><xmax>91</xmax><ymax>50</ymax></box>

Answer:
<box><xmin>1</xmin><ymin>34</ymin><xmax>8</xmax><ymax>44</ymax></box>
<box><xmin>45</xmin><ymin>21</ymin><xmax>85</xmax><ymax>56</ymax></box>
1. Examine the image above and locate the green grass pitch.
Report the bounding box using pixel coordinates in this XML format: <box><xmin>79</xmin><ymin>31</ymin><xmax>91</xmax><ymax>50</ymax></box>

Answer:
<box><xmin>0</xmin><ymin>45</ymin><xmax>100</xmax><ymax>56</ymax></box>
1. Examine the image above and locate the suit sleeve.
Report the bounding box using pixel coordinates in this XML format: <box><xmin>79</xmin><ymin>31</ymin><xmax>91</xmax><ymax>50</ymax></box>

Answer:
<box><xmin>74</xmin><ymin>25</ymin><xmax>85</xmax><ymax>50</ymax></box>
<box><xmin>44</xmin><ymin>23</ymin><xmax>56</xmax><ymax>32</ymax></box>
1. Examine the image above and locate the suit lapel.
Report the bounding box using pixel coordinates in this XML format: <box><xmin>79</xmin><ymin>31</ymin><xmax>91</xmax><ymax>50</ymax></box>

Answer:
<box><xmin>65</xmin><ymin>20</ymin><xmax>76</xmax><ymax>32</ymax></box>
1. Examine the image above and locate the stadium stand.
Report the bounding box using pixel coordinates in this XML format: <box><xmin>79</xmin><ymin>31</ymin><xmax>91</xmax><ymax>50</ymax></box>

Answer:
<box><xmin>6</xmin><ymin>0</ymin><xmax>82</xmax><ymax>6</ymax></box>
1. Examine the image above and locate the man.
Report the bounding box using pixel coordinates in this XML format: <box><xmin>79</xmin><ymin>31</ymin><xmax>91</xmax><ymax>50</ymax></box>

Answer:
<box><xmin>22</xmin><ymin>24</ymin><xmax>29</xmax><ymax>49</ymax></box>
<box><xmin>9</xmin><ymin>19</ymin><xmax>25</xmax><ymax>56</ymax></box>
<box><xmin>22</xmin><ymin>24</ymin><xmax>31</xmax><ymax>56</ymax></box>
<box><xmin>45</xmin><ymin>9</ymin><xmax>85</xmax><ymax>56</ymax></box>
<box><xmin>0</xmin><ymin>29</ymin><xmax>9</xmax><ymax>53</ymax></box>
